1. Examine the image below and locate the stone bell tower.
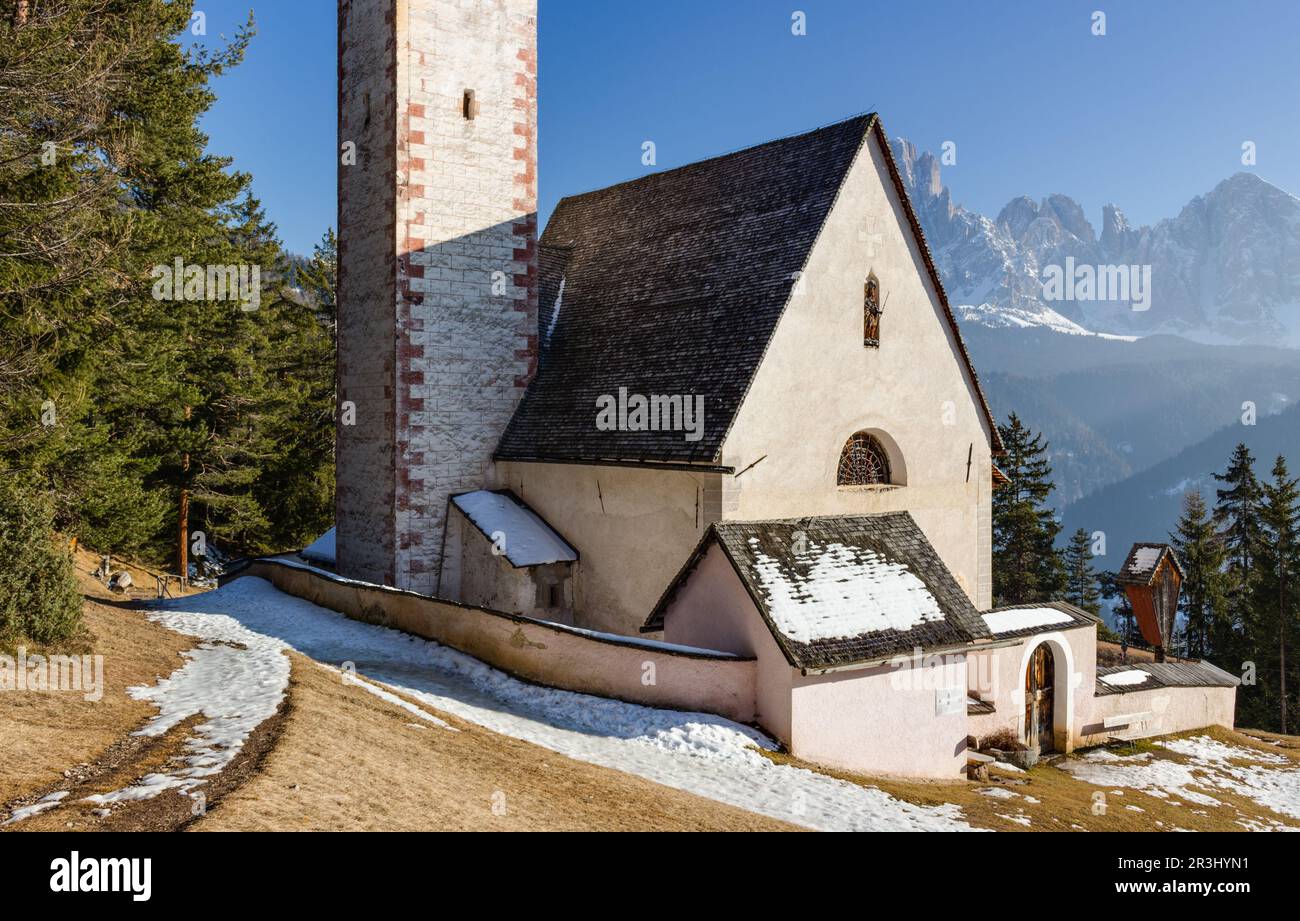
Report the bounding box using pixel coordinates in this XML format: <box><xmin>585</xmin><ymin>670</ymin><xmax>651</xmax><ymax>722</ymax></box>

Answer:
<box><xmin>336</xmin><ymin>0</ymin><xmax>539</xmax><ymax>593</ymax></box>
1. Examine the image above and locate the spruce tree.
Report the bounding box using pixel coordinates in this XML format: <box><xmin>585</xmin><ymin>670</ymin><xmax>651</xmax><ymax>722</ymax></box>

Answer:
<box><xmin>1170</xmin><ymin>490</ymin><xmax>1227</xmax><ymax>660</ymax></box>
<box><xmin>1255</xmin><ymin>456</ymin><xmax>1300</xmax><ymax>734</ymax></box>
<box><xmin>1098</xmin><ymin>570</ymin><xmax>1137</xmax><ymax>652</ymax></box>
<box><xmin>1</xmin><ymin>0</ymin><xmax>256</xmax><ymax>570</ymax></box>
<box><xmin>1213</xmin><ymin>443</ymin><xmax>1263</xmax><ymax>653</ymax></box>
<box><xmin>1063</xmin><ymin>528</ymin><xmax>1102</xmax><ymax>615</ymax></box>
<box><xmin>0</xmin><ymin>478</ymin><xmax>81</xmax><ymax>647</ymax></box>
<box><xmin>254</xmin><ymin>229</ymin><xmax>337</xmax><ymax>551</ymax></box>
<box><xmin>993</xmin><ymin>414</ymin><xmax>1065</xmax><ymax>605</ymax></box>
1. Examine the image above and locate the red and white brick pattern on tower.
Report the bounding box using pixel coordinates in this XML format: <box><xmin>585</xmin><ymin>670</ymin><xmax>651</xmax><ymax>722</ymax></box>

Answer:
<box><xmin>337</xmin><ymin>0</ymin><xmax>538</xmax><ymax>593</ymax></box>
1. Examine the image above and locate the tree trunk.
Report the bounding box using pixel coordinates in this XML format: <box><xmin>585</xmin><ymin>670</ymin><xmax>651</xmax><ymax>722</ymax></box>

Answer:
<box><xmin>178</xmin><ymin>482</ymin><xmax>188</xmax><ymax>589</ymax></box>
<box><xmin>178</xmin><ymin>405</ymin><xmax>192</xmax><ymax>588</ymax></box>
<box><xmin>1282</xmin><ymin>630</ymin><xmax>1288</xmax><ymax>735</ymax></box>
<box><xmin>1281</xmin><ymin>574</ymin><xmax>1289</xmax><ymax>735</ymax></box>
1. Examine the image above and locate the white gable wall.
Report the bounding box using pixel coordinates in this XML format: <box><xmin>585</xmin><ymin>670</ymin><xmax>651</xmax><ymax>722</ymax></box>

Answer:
<box><xmin>660</xmin><ymin>541</ymin><xmax>793</xmax><ymax>742</ymax></box>
<box><xmin>719</xmin><ymin>127</ymin><xmax>994</xmax><ymax>609</ymax></box>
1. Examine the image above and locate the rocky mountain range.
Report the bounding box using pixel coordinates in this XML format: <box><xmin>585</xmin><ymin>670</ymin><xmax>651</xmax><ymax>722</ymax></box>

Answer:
<box><xmin>893</xmin><ymin>139</ymin><xmax>1300</xmax><ymax>345</ymax></box>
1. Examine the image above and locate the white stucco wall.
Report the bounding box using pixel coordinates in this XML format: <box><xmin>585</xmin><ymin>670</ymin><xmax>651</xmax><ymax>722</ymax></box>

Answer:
<box><xmin>444</xmin><ymin>509</ymin><xmax>575</xmax><ymax>623</ymax></box>
<box><xmin>660</xmin><ymin>542</ymin><xmax>793</xmax><ymax>742</ymax></box>
<box><xmin>792</xmin><ymin>656</ymin><xmax>970</xmax><ymax>780</ymax></box>
<box><xmin>1081</xmin><ymin>685</ymin><xmax>1237</xmax><ymax>745</ymax></box>
<box><xmin>718</xmin><ymin>128</ymin><xmax>995</xmax><ymax>610</ymax></box>
<box><xmin>492</xmin><ymin>461</ymin><xmax>718</xmax><ymax>634</ymax></box>
<box><xmin>968</xmin><ymin>625</ymin><xmax>1237</xmax><ymax>751</ymax></box>
<box><xmin>968</xmin><ymin>627</ymin><xmax>1095</xmax><ymax>752</ymax></box>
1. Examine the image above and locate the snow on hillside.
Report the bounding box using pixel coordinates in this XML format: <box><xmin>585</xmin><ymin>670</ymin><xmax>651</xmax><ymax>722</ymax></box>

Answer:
<box><xmin>86</xmin><ymin>609</ymin><xmax>291</xmax><ymax>806</ymax></box>
<box><xmin>141</xmin><ymin>577</ymin><xmax>979</xmax><ymax>832</ymax></box>
<box><xmin>1058</xmin><ymin>736</ymin><xmax>1300</xmax><ymax>828</ymax></box>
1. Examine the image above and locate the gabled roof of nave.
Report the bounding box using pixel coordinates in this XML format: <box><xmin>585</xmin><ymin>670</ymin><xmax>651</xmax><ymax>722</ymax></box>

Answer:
<box><xmin>496</xmin><ymin>113</ymin><xmax>1004</xmax><ymax>467</ymax></box>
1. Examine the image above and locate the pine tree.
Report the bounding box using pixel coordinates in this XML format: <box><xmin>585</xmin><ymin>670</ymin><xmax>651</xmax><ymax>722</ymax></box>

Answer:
<box><xmin>1063</xmin><ymin>528</ymin><xmax>1101</xmax><ymax>615</ymax></box>
<box><xmin>1098</xmin><ymin>570</ymin><xmax>1137</xmax><ymax>652</ymax></box>
<box><xmin>253</xmin><ymin>229</ymin><xmax>337</xmax><ymax>550</ymax></box>
<box><xmin>993</xmin><ymin>414</ymin><xmax>1065</xmax><ymax>605</ymax></box>
<box><xmin>0</xmin><ymin>478</ymin><xmax>81</xmax><ymax>647</ymax></box>
<box><xmin>1213</xmin><ymin>444</ymin><xmax>1263</xmax><ymax>653</ymax></box>
<box><xmin>1255</xmin><ymin>457</ymin><xmax>1300</xmax><ymax>734</ymax></box>
<box><xmin>1</xmin><ymin>0</ymin><xmax>255</xmax><ymax>570</ymax></box>
<box><xmin>1170</xmin><ymin>490</ymin><xmax>1227</xmax><ymax>660</ymax></box>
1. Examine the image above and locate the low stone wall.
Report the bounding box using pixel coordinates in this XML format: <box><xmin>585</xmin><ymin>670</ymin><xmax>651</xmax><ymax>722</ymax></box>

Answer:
<box><xmin>232</xmin><ymin>560</ymin><xmax>758</xmax><ymax>723</ymax></box>
<box><xmin>1080</xmin><ymin>685</ymin><xmax>1237</xmax><ymax>747</ymax></box>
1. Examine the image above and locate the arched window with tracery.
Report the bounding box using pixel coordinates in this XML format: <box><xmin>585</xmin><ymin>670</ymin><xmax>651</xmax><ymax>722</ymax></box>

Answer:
<box><xmin>864</xmin><ymin>274</ymin><xmax>882</xmax><ymax>346</ymax></box>
<box><xmin>838</xmin><ymin>432</ymin><xmax>892</xmax><ymax>486</ymax></box>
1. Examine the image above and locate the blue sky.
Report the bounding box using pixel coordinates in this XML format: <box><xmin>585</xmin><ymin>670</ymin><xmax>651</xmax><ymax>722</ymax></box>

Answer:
<box><xmin>195</xmin><ymin>0</ymin><xmax>1300</xmax><ymax>256</ymax></box>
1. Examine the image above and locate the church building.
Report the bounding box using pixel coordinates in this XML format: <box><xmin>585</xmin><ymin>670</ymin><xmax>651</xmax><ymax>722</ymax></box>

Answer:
<box><xmin>318</xmin><ymin>0</ymin><xmax>1238</xmax><ymax>779</ymax></box>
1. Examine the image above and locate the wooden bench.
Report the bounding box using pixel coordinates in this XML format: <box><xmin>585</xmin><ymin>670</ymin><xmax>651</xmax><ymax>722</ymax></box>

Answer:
<box><xmin>1104</xmin><ymin>712</ymin><xmax>1154</xmax><ymax>753</ymax></box>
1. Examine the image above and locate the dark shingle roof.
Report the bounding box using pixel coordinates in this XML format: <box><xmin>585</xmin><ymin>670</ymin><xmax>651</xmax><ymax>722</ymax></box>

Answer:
<box><xmin>967</xmin><ymin>696</ymin><xmax>996</xmax><ymax>715</ymax></box>
<box><xmin>978</xmin><ymin>601</ymin><xmax>1099</xmax><ymax>641</ymax></box>
<box><xmin>1116</xmin><ymin>543</ymin><xmax>1185</xmax><ymax>586</ymax></box>
<box><xmin>644</xmin><ymin>512</ymin><xmax>993</xmax><ymax>670</ymax></box>
<box><xmin>496</xmin><ymin>114</ymin><xmax>1003</xmax><ymax>466</ymax></box>
<box><xmin>1095</xmin><ymin>661</ymin><xmax>1239</xmax><ymax>696</ymax></box>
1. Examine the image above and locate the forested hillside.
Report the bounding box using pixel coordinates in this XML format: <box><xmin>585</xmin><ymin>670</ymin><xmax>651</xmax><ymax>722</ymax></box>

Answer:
<box><xmin>0</xmin><ymin>1</ymin><xmax>335</xmax><ymax>643</ymax></box>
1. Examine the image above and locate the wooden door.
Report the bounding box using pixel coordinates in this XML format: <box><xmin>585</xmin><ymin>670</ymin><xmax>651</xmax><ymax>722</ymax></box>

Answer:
<box><xmin>1024</xmin><ymin>644</ymin><xmax>1056</xmax><ymax>754</ymax></box>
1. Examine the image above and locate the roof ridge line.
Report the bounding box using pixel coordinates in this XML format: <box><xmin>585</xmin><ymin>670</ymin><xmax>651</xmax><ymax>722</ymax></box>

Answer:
<box><xmin>548</xmin><ymin>112</ymin><xmax>878</xmax><ymax>213</ymax></box>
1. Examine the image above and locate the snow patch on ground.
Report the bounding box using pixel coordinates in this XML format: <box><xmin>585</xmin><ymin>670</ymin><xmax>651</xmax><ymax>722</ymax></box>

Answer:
<box><xmin>151</xmin><ymin>578</ymin><xmax>979</xmax><ymax>832</ymax></box>
<box><xmin>3</xmin><ymin>791</ymin><xmax>69</xmax><ymax>826</ymax></box>
<box><xmin>1161</xmin><ymin>736</ymin><xmax>1300</xmax><ymax>821</ymax></box>
<box><xmin>1056</xmin><ymin>736</ymin><xmax>1300</xmax><ymax>824</ymax></box>
<box><xmin>1057</xmin><ymin>750</ymin><xmax>1222</xmax><ymax>806</ymax></box>
<box><xmin>339</xmin><ymin>670</ymin><xmax>457</xmax><ymax>731</ymax></box>
<box><xmin>83</xmin><ymin>609</ymin><xmax>290</xmax><ymax>805</ymax></box>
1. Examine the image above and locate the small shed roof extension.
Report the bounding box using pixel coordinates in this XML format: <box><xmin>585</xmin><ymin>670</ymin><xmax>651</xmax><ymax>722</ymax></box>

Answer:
<box><xmin>645</xmin><ymin>512</ymin><xmax>992</xmax><ymax>670</ymax></box>
<box><xmin>979</xmin><ymin>601</ymin><xmax>1098</xmax><ymax>641</ymax></box>
<box><xmin>450</xmin><ymin>490</ymin><xmax>579</xmax><ymax>569</ymax></box>
<box><xmin>1094</xmin><ymin>660</ymin><xmax>1241</xmax><ymax>696</ymax></box>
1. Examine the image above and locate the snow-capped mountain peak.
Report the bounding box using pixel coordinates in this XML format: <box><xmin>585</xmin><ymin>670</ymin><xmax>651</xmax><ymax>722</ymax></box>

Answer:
<box><xmin>893</xmin><ymin>139</ymin><xmax>1300</xmax><ymax>345</ymax></box>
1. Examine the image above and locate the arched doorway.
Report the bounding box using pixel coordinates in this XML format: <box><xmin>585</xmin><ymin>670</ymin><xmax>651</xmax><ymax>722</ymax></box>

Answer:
<box><xmin>1024</xmin><ymin>644</ymin><xmax>1056</xmax><ymax>753</ymax></box>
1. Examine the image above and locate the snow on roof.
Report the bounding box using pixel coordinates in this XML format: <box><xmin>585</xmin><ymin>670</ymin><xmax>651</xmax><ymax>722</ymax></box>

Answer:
<box><xmin>981</xmin><ymin>606</ymin><xmax>1074</xmax><ymax>635</ymax></box>
<box><xmin>301</xmin><ymin>528</ymin><xmax>336</xmax><ymax>565</ymax></box>
<box><xmin>1099</xmin><ymin>668</ymin><xmax>1155</xmax><ymax>688</ymax></box>
<box><xmin>1128</xmin><ymin>547</ymin><xmax>1163</xmax><ymax>575</ymax></box>
<box><xmin>747</xmin><ymin>538</ymin><xmax>945</xmax><ymax>644</ymax></box>
<box><xmin>1117</xmin><ymin>543</ymin><xmax>1184</xmax><ymax>585</ymax></box>
<box><xmin>451</xmin><ymin>491</ymin><xmax>577</xmax><ymax>568</ymax></box>
<box><xmin>645</xmin><ymin>513</ymin><xmax>990</xmax><ymax>668</ymax></box>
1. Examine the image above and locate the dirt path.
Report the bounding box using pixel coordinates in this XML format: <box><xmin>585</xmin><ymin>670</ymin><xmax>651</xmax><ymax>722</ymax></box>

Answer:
<box><xmin>0</xmin><ymin>584</ymin><xmax>195</xmax><ymax>809</ymax></box>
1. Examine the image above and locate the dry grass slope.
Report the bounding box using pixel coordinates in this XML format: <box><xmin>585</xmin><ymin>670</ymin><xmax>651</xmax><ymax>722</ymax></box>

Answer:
<box><xmin>2</xmin><ymin>553</ymin><xmax>799</xmax><ymax>832</ymax></box>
